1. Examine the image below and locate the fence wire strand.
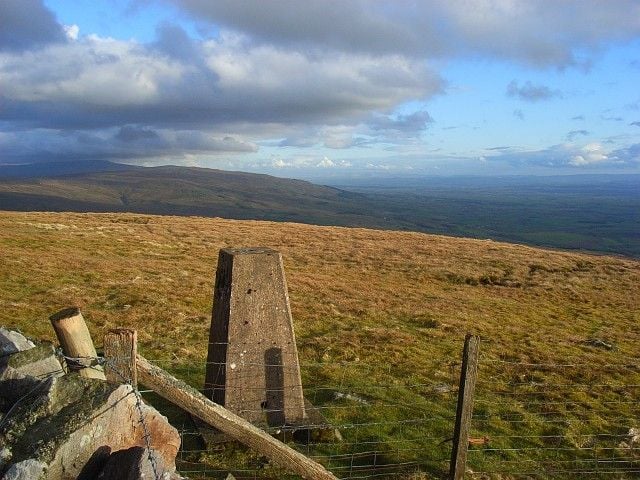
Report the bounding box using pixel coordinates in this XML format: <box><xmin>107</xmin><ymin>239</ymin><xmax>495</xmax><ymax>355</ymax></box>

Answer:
<box><xmin>135</xmin><ymin>350</ymin><xmax>639</xmax><ymax>480</ymax></box>
<box><xmin>6</xmin><ymin>340</ymin><xmax>637</xmax><ymax>480</ymax></box>
<box><xmin>468</xmin><ymin>350</ymin><xmax>640</xmax><ymax>479</ymax></box>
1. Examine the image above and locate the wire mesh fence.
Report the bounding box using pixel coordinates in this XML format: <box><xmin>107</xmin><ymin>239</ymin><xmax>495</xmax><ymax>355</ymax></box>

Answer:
<box><xmin>141</xmin><ymin>355</ymin><xmax>462</xmax><ymax>479</ymax></box>
<box><xmin>6</xmin><ymin>334</ymin><xmax>637</xmax><ymax>479</ymax></box>
<box><xmin>467</xmin><ymin>349</ymin><xmax>640</xmax><ymax>479</ymax></box>
<box><xmin>138</xmin><ymin>340</ymin><xmax>640</xmax><ymax>480</ymax></box>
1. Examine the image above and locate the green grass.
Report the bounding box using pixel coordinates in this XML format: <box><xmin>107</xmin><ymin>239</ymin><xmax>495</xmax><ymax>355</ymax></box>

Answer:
<box><xmin>0</xmin><ymin>211</ymin><xmax>638</xmax><ymax>478</ymax></box>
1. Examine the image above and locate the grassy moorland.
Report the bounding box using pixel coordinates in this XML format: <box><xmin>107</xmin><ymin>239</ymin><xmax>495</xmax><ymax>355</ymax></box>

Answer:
<box><xmin>0</xmin><ymin>211</ymin><xmax>638</xmax><ymax>478</ymax></box>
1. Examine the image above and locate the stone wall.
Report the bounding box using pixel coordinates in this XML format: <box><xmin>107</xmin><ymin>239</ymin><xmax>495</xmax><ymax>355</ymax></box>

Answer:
<box><xmin>0</xmin><ymin>328</ymin><xmax>183</xmax><ymax>480</ymax></box>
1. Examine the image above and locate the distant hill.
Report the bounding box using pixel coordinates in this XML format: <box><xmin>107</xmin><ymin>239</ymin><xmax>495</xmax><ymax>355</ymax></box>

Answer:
<box><xmin>0</xmin><ymin>160</ymin><xmax>137</xmax><ymax>179</ymax></box>
<box><xmin>0</xmin><ymin>161</ymin><xmax>638</xmax><ymax>258</ymax></box>
<box><xmin>0</xmin><ymin>161</ymin><xmax>390</xmax><ymax>228</ymax></box>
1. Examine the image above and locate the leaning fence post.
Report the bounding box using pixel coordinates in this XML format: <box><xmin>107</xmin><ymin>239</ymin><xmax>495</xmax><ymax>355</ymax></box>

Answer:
<box><xmin>137</xmin><ymin>354</ymin><xmax>338</xmax><ymax>480</ymax></box>
<box><xmin>50</xmin><ymin>307</ymin><xmax>106</xmax><ymax>380</ymax></box>
<box><xmin>104</xmin><ymin>328</ymin><xmax>138</xmax><ymax>388</ymax></box>
<box><xmin>450</xmin><ymin>334</ymin><xmax>480</xmax><ymax>480</ymax></box>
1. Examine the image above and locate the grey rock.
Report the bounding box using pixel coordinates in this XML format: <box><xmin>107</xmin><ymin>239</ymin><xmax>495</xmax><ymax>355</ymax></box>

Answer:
<box><xmin>433</xmin><ymin>383</ymin><xmax>453</xmax><ymax>394</ymax></box>
<box><xmin>0</xmin><ymin>329</ymin><xmax>34</xmax><ymax>356</ymax></box>
<box><xmin>1</xmin><ymin>376</ymin><xmax>181</xmax><ymax>480</ymax></box>
<box><xmin>0</xmin><ymin>447</ymin><xmax>11</xmax><ymax>469</ymax></box>
<box><xmin>333</xmin><ymin>391</ymin><xmax>369</xmax><ymax>405</ymax></box>
<box><xmin>0</xmin><ymin>327</ymin><xmax>182</xmax><ymax>480</ymax></box>
<box><xmin>2</xmin><ymin>459</ymin><xmax>46</xmax><ymax>480</ymax></box>
<box><xmin>0</xmin><ymin>342</ymin><xmax>63</xmax><ymax>380</ymax></box>
<box><xmin>0</xmin><ymin>343</ymin><xmax>63</xmax><ymax>411</ymax></box>
<box><xmin>617</xmin><ymin>428</ymin><xmax>639</xmax><ymax>449</ymax></box>
<box><xmin>583</xmin><ymin>338</ymin><xmax>615</xmax><ymax>350</ymax></box>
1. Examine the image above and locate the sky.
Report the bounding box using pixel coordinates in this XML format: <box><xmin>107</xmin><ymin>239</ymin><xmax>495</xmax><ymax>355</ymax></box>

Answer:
<box><xmin>1</xmin><ymin>0</ymin><xmax>639</xmax><ymax>179</ymax></box>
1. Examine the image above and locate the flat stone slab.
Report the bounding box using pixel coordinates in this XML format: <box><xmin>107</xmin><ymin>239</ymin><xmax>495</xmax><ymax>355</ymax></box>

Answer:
<box><xmin>0</xmin><ymin>342</ymin><xmax>64</xmax><ymax>410</ymax></box>
<box><xmin>0</xmin><ymin>328</ymin><xmax>34</xmax><ymax>356</ymax></box>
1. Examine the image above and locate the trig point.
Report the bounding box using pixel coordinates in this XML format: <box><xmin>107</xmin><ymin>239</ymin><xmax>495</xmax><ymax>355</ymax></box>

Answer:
<box><xmin>204</xmin><ymin>248</ymin><xmax>307</xmax><ymax>427</ymax></box>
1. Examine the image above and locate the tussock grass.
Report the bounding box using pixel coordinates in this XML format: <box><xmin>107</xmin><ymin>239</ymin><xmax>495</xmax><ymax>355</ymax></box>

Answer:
<box><xmin>1</xmin><ymin>211</ymin><xmax>638</xmax><ymax>478</ymax></box>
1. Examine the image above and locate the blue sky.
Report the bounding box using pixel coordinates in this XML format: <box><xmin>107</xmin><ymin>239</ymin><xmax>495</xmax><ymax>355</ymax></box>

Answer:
<box><xmin>1</xmin><ymin>1</ymin><xmax>639</xmax><ymax>179</ymax></box>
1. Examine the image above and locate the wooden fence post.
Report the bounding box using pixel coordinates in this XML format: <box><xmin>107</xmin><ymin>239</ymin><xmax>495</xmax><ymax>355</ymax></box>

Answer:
<box><xmin>50</xmin><ymin>307</ymin><xmax>106</xmax><ymax>380</ymax></box>
<box><xmin>137</xmin><ymin>354</ymin><xmax>337</xmax><ymax>480</ymax></box>
<box><xmin>104</xmin><ymin>329</ymin><xmax>138</xmax><ymax>388</ymax></box>
<box><xmin>449</xmin><ymin>334</ymin><xmax>480</xmax><ymax>480</ymax></box>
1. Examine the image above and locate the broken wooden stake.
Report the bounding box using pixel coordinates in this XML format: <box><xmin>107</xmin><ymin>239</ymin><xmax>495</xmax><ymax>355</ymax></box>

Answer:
<box><xmin>50</xmin><ymin>307</ymin><xmax>105</xmax><ymax>380</ymax></box>
<box><xmin>104</xmin><ymin>328</ymin><xmax>138</xmax><ymax>388</ymax></box>
<box><xmin>137</xmin><ymin>354</ymin><xmax>337</xmax><ymax>480</ymax></box>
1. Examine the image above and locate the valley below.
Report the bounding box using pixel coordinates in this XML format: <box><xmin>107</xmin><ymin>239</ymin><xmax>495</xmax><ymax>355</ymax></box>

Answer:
<box><xmin>1</xmin><ymin>164</ymin><xmax>638</xmax><ymax>258</ymax></box>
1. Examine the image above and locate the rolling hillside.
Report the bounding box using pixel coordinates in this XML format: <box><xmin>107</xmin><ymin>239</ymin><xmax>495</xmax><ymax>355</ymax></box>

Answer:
<box><xmin>1</xmin><ymin>162</ymin><xmax>638</xmax><ymax>257</ymax></box>
<box><xmin>1</xmin><ymin>211</ymin><xmax>638</xmax><ymax>478</ymax></box>
<box><xmin>0</xmin><ymin>162</ymin><xmax>383</xmax><ymax>228</ymax></box>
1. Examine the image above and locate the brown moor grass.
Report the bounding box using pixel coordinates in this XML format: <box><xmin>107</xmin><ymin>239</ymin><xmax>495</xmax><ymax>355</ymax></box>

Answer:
<box><xmin>1</xmin><ymin>211</ymin><xmax>637</xmax><ymax>364</ymax></box>
<box><xmin>1</xmin><ymin>211</ymin><xmax>638</xmax><ymax>477</ymax></box>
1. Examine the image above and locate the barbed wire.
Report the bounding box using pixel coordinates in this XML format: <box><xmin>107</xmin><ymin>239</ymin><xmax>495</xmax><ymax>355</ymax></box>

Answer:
<box><xmin>6</xmin><ymin>343</ymin><xmax>637</xmax><ymax>479</ymax></box>
<box><xmin>55</xmin><ymin>350</ymin><xmax>164</xmax><ymax>480</ymax></box>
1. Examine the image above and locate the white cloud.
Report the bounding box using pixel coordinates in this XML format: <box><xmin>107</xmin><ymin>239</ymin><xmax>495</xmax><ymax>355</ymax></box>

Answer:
<box><xmin>272</xmin><ymin>158</ymin><xmax>289</xmax><ymax>168</ymax></box>
<box><xmin>316</xmin><ymin>156</ymin><xmax>335</xmax><ymax>168</ymax></box>
<box><xmin>489</xmin><ymin>142</ymin><xmax>639</xmax><ymax>168</ymax></box>
<box><xmin>568</xmin><ymin>143</ymin><xmax>608</xmax><ymax>166</ymax></box>
<box><xmin>365</xmin><ymin>163</ymin><xmax>392</xmax><ymax>170</ymax></box>
<box><xmin>0</xmin><ymin>32</ymin><xmax>441</xmax><ymax>121</ymax></box>
<box><xmin>63</xmin><ymin>24</ymin><xmax>79</xmax><ymax>41</ymax></box>
<box><xmin>321</xmin><ymin>126</ymin><xmax>359</xmax><ymax>149</ymax></box>
<box><xmin>261</xmin><ymin>154</ymin><xmax>352</xmax><ymax>170</ymax></box>
<box><xmin>2</xmin><ymin>0</ymin><xmax>640</xmax><ymax>171</ymax></box>
<box><xmin>0</xmin><ymin>26</ymin><xmax>441</xmax><ymax>161</ymax></box>
<box><xmin>1</xmin><ymin>36</ymin><xmax>184</xmax><ymax>107</ymax></box>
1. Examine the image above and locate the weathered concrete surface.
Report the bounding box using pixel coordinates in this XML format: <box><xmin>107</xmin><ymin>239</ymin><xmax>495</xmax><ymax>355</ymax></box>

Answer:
<box><xmin>205</xmin><ymin>248</ymin><xmax>307</xmax><ymax>427</ymax></box>
<box><xmin>97</xmin><ymin>446</ymin><xmax>184</xmax><ymax>480</ymax></box>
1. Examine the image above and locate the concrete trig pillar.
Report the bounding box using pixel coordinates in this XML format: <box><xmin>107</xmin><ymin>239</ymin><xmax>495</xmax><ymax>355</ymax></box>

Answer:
<box><xmin>204</xmin><ymin>248</ymin><xmax>307</xmax><ymax>427</ymax></box>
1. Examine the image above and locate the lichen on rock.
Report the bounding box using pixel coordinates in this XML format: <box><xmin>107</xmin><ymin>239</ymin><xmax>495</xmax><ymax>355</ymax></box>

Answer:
<box><xmin>0</xmin><ymin>328</ymin><xmax>183</xmax><ymax>480</ymax></box>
